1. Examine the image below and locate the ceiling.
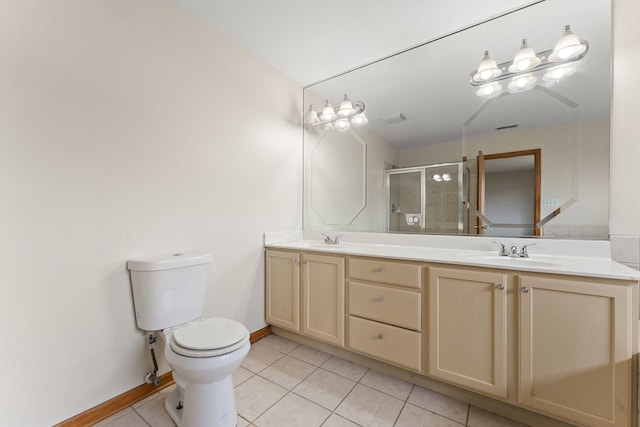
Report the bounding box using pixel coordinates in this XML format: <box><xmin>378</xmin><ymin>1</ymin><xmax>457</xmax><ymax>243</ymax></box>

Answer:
<box><xmin>172</xmin><ymin>0</ymin><xmax>537</xmax><ymax>86</ymax></box>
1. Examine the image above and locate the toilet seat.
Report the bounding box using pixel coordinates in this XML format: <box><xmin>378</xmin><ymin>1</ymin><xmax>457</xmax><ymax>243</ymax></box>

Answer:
<box><xmin>170</xmin><ymin>317</ymin><xmax>249</xmax><ymax>358</ymax></box>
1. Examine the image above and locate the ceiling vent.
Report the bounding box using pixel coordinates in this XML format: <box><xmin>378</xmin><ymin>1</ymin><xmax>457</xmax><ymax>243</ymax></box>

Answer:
<box><xmin>381</xmin><ymin>113</ymin><xmax>407</xmax><ymax>124</ymax></box>
<box><xmin>495</xmin><ymin>124</ymin><xmax>519</xmax><ymax>131</ymax></box>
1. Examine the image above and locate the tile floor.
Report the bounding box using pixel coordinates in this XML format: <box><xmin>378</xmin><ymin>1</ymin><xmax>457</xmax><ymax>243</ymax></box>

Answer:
<box><xmin>94</xmin><ymin>334</ymin><xmax>529</xmax><ymax>427</ymax></box>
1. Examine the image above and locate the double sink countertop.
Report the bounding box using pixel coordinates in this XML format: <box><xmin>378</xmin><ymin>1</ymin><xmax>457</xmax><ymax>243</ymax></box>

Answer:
<box><xmin>265</xmin><ymin>239</ymin><xmax>640</xmax><ymax>281</ymax></box>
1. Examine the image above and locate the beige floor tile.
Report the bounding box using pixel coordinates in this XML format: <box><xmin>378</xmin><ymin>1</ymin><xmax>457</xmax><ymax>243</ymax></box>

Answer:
<box><xmin>254</xmin><ymin>392</ymin><xmax>330</xmax><ymax>427</ymax></box>
<box><xmin>260</xmin><ymin>355</ymin><xmax>317</xmax><ymax>390</ymax></box>
<box><xmin>92</xmin><ymin>408</ymin><xmax>149</xmax><ymax>427</ymax></box>
<box><xmin>237</xmin><ymin>415</ymin><xmax>252</xmax><ymax>427</ymax></box>
<box><xmin>407</xmin><ymin>386</ymin><xmax>469</xmax><ymax>424</ymax></box>
<box><xmin>289</xmin><ymin>344</ymin><xmax>332</xmax><ymax>366</ymax></box>
<box><xmin>241</xmin><ymin>341</ymin><xmax>286</xmax><ymax>373</ymax></box>
<box><xmin>320</xmin><ymin>413</ymin><xmax>360</xmax><ymax>427</ymax></box>
<box><xmin>467</xmin><ymin>406</ymin><xmax>530</xmax><ymax>427</ymax></box>
<box><xmin>258</xmin><ymin>334</ymin><xmax>301</xmax><ymax>354</ymax></box>
<box><xmin>134</xmin><ymin>393</ymin><xmax>177</xmax><ymax>427</ymax></box>
<box><xmin>395</xmin><ymin>403</ymin><xmax>465</xmax><ymax>427</ymax></box>
<box><xmin>335</xmin><ymin>384</ymin><xmax>404</xmax><ymax>427</ymax></box>
<box><xmin>234</xmin><ymin>366</ymin><xmax>255</xmax><ymax>387</ymax></box>
<box><xmin>321</xmin><ymin>356</ymin><xmax>368</xmax><ymax>382</ymax></box>
<box><xmin>359</xmin><ymin>369</ymin><xmax>413</xmax><ymax>400</ymax></box>
<box><xmin>293</xmin><ymin>368</ymin><xmax>356</xmax><ymax>411</ymax></box>
<box><xmin>132</xmin><ymin>384</ymin><xmax>175</xmax><ymax>409</ymax></box>
<box><xmin>235</xmin><ymin>375</ymin><xmax>288</xmax><ymax>421</ymax></box>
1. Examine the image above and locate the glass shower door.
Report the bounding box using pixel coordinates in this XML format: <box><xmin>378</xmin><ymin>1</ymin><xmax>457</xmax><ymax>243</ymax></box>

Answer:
<box><xmin>386</xmin><ymin>168</ymin><xmax>425</xmax><ymax>233</ymax></box>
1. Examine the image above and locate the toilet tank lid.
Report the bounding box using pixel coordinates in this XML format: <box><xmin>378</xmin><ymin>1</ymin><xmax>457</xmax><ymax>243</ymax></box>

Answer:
<box><xmin>127</xmin><ymin>251</ymin><xmax>212</xmax><ymax>271</ymax></box>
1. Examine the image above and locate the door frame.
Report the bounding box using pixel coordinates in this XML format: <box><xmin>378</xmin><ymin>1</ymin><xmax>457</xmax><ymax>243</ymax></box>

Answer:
<box><xmin>477</xmin><ymin>149</ymin><xmax>541</xmax><ymax>236</ymax></box>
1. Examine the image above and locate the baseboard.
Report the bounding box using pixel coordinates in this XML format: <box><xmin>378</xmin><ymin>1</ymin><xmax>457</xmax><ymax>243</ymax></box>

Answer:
<box><xmin>55</xmin><ymin>325</ymin><xmax>271</xmax><ymax>426</ymax></box>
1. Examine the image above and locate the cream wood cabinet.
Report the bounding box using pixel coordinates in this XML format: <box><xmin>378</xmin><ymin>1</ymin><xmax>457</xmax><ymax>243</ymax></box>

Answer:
<box><xmin>301</xmin><ymin>252</ymin><xmax>345</xmax><ymax>346</ymax></box>
<box><xmin>265</xmin><ymin>250</ymin><xmax>345</xmax><ymax>346</ymax></box>
<box><xmin>265</xmin><ymin>250</ymin><xmax>300</xmax><ymax>331</ymax></box>
<box><xmin>427</xmin><ymin>266</ymin><xmax>509</xmax><ymax>399</ymax></box>
<box><xmin>517</xmin><ymin>274</ymin><xmax>635</xmax><ymax>427</ymax></box>
<box><xmin>347</xmin><ymin>257</ymin><xmax>422</xmax><ymax>371</ymax></box>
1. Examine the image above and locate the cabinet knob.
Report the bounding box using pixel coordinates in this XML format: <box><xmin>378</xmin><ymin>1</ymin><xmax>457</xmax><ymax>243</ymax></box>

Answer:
<box><xmin>376</xmin><ymin>295</ymin><xmax>385</xmax><ymax>302</ymax></box>
<box><xmin>496</xmin><ymin>284</ymin><xmax>505</xmax><ymax>291</ymax></box>
<box><xmin>377</xmin><ymin>333</ymin><xmax>384</xmax><ymax>340</ymax></box>
<box><xmin>292</xmin><ymin>259</ymin><xmax>298</xmax><ymax>264</ymax></box>
<box><xmin>376</xmin><ymin>267</ymin><xmax>384</xmax><ymax>273</ymax></box>
<box><xmin>302</xmin><ymin>260</ymin><xmax>308</xmax><ymax>265</ymax></box>
<box><xmin>521</xmin><ymin>286</ymin><xmax>530</xmax><ymax>294</ymax></box>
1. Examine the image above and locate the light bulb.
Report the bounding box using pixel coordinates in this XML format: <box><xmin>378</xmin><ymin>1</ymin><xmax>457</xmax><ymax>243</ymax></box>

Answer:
<box><xmin>543</xmin><ymin>65</ymin><xmax>576</xmax><ymax>81</ymax></box>
<box><xmin>442</xmin><ymin>173</ymin><xmax>451</xmax><ymax>181</ymax></box>
<box><xmin>334</xmin><ymin>118</ymin><xmax>351</xmax><ymax>132</ymax></box>
<box><xmin>508</xmin><ymin>74</ymin><xmax>537</xmax><ymax>93</ymax></box>
<box><xmin>321</xmin><ymin>100</ymin><xmax>336</xmax><ymax>121</ymax></box>
<box><xmin>337</xmin><ymin>94</ymin><xmax>355</xmax><ymax>117</ymax></box>
<box><xmin>476</xmin><ymin>82</ymin><xmax>502</xmax><ymax>98</ymax></box>
<box><xmin>304</xmin><ymin>105</ymin><xmax>319</xmax><ymax>124</ymax></box>
<box><xmin>473</xmin><ymin>51</ymin><xmax>502</xmax><ymax>82</ymax></box>
<box><xmin>433</xmin><ymin>174</ymin><xmax>442</xmax><ymax>182</ymax></box>
<box><xmin>549</xmin><ymin>25</ymin><xmax>587</xmax><ymax>62</ymax></box>
<box><xmin>508</xmin><ymin>39</ymin><xmax>541</xmax><ymax>73</ymax></box>
<box><xmin>351</xmin><ymin>113</ymin><xmax>368</xmax><ymax>126</ymax></box>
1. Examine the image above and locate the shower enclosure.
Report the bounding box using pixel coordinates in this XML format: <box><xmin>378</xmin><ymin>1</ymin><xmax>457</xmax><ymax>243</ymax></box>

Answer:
<box><xmin>385</xmin><ymin>162</ymin><xmax>467</xmax><ymax>234</ymax></box>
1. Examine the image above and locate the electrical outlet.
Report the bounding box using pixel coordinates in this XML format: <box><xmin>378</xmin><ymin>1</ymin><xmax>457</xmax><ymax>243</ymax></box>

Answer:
<box><xmin>543</xmin><ymin>199</ymin><xmax>559</xmax><ymax>207</ymax></box>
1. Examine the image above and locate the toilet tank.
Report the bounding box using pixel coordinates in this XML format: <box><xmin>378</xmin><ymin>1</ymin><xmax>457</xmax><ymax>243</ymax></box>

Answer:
<box><xmin>127</xmin><ymin>251</ymin><xmax>212</xmax><ymax>331</ymax></box>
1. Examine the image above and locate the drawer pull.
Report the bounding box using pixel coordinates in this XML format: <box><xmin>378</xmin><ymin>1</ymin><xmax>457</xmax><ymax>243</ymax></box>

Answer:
<box><xmin>376</xmin><ymin>267</ymin><xmax>384</xmax><ymax>273</ymax></box>
<box><xmin>376</xmin><ymin>295</ymin><xmax>385</xmax><ymax>302</ymax></box>
<box><xmin>496</xmin><ymin>283</ymin><xmax>505</xmax><ymax>291</ymax></box>
<box><xmin>521</xmin><ymin>286</ymin><xmax>530</xmax><ymax>294</ymax></box>
<box><xmin>377</xmin><ymin>333</ymin><xmax>384</xmax><ymax>340</ymax></box>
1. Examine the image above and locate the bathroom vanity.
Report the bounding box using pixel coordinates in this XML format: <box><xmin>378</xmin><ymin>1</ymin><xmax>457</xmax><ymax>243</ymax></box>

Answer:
<box><xmin>264</xmin><ymin>239</ymin><xmax>639</xmax><ymax>427</ymax></box>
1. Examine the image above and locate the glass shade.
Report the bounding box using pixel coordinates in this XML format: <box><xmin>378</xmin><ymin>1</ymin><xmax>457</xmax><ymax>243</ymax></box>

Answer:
<box><xmin>321</xmin><ymin>100</ymin><xmax>336</xmax><ymax>121</ymax></box>
<box><xmin>472</xmin><ymin>51</ymin><xmax>502</xmax><ymax>82</ymax></box>
<box><xmin>508</xmin><ymin>39</ymin><xmax>541</xmax><ymax>72</ymax></box>
<box><xmin>337</xmin><ymin>94</ymin><xmax>355</xmax><ymax>116</ymax></box>
<box><xmin>508</xmin><ymin>73</ymin><xmax>537</xmax><ymax>93</ymax></box>
<box><xmin>549</xmin><ymin>25</ymin><xmax>587</xmax><ymax>62</ymax></box>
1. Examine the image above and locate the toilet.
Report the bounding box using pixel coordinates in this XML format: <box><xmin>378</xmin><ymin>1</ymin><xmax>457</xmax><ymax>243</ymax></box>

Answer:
<box><xmin>127</xmin><ymin>251</ymin><xmax>250</xmax><ymax>427</ymax></box>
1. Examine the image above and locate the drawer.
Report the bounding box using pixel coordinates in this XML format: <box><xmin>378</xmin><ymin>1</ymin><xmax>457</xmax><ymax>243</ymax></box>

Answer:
<box><xmin>348</xmin><ymin>315</ymin><xmax>421</xmax><ymax>371</ymax></box>
<box><xmin>349</xmin><ymin>258</ymin><xmax>422</xmax><ymax>288</ymax></box>
<box><xmin>349</xmin><ymin>281</ymin><xmax>421</xmax><ymax>330</ymax></box>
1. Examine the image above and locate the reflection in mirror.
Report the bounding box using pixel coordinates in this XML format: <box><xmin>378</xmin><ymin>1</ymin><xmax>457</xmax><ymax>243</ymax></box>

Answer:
<box><xmin>309</xmin><ymin>130</ymin><xmax>367</xmax><ymax>225</ymax></box>
<box><xmin>303</xmin><ymin>0</ymin><xmax>610</xmax><ymax>239</ymax></box>
<box><xmin>471</xmin><ymin>150</ymin><xmax>540</xmax><ymax>237</ymax></box>
<box><xmin>386</xmin><ymin>163</ymin><xmax>465</xmax><ymax>234</ymax></box>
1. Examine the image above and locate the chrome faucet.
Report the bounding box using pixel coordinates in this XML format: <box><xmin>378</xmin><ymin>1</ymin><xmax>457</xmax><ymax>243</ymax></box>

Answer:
<box><xmin>493</xmin><ymin>241</ymin><xmax>535</xmax><ymax>258</ymax></box>
<box><xmin>322</xmin><ymin>233</ymin><xmax>342</xmax><ymax>245</ymax></box>
<box><xmin>493</xmin><ymin>241</ymin><xmax>508</xmax><ymax>257</ymax></box>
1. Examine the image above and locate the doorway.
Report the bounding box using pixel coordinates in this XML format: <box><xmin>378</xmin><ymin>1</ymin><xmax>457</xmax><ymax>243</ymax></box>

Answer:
<box><xmin>476</xmin><ymin>149</ymin><xmax>541</xmax><ymax>236</ymax></box>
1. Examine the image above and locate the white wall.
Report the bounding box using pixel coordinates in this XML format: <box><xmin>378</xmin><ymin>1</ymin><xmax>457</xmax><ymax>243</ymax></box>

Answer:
<box><xmin>610</xmin><ymin>0</ymin><xmax>640</xmax><ymax>269</ymax></box>
<box><xmin>0</xmin><ymin>1</ymin><xmax>301</xmax><ymax>426</ymax></box>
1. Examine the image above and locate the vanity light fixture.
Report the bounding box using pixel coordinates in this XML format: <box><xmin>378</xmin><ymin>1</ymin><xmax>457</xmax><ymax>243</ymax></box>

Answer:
<box><xmin>470</xmin><ymin>25</ymin><xmax>588</xmax><ymax>97</ymax></box>
<box><xmin>304</xmin><ymin>94</ymin><xmax>368</xmax><ymax>132</ymax></box>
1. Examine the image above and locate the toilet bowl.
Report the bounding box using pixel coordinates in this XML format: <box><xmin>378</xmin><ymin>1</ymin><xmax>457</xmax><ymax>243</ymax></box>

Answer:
<box><xmin>161</xmin><ymin>318</ymin><xmax>250</xmax><ymax>427</ymax></box>
<box><xmin>127</xmin><ymin>252</ymin><xmax>251</xmax><ymax>427</ymax></box>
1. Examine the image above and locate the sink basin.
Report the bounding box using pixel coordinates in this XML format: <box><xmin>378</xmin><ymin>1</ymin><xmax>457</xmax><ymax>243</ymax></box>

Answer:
<box><xmin>296</xmin><ymin>241</ymin><xmax>342</xmax><ymax>250</ymax></box>
<box><xmin>466</xmin><ymin>255</ymin><xmax>559</xmax><ymax>268</ymax></box>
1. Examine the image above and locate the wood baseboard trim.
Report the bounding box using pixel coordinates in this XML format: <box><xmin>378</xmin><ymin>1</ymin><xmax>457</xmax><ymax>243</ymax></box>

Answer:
<box><xmin>56</xmin><ymin>325</ymin><xmax>271</xmax><ymax>426</ymax></box>
<box><xmin>54</xmin><ymin>371</ymin><xmax>175</xmax><ymax>427</ymax></box>
<box><xmin>250</xmin><ymin>324</ymin><xmax>272</xmax><ymax>343</ymax></box>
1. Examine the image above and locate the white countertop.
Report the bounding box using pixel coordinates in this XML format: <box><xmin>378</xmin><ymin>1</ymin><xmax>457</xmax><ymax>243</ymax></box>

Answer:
<box><xmin>265</xmin><ymin>239</ymin><xmax>640</xmax><ymax>281</ymax></box>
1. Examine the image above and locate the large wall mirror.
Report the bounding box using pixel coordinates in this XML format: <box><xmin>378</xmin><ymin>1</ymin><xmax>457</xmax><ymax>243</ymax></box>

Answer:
<box><xmin>303</xmin><ymin>0</ymin><xmax>611</xmax><ymax>239</ymax></box>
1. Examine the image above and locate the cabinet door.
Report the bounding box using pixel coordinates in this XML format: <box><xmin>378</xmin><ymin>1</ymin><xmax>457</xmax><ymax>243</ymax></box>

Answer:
<box><xmin>265</xmin><ymin>250</ymin><xmax>300</xmax><ymax>331</ymax></box>
<box><xmin>302</xmin><ymin>253</ymin><xmax>345</xmax><ymax>346</ymax></box>
<box><xmin>428</xmin><ymin>267</ymin><xmax>508</xmax><ymax>399</ymax></box>
<box><xmin>518</xmin><ymin>275</ymin><xmax>633</xmax><ymax>427</ymax></box>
